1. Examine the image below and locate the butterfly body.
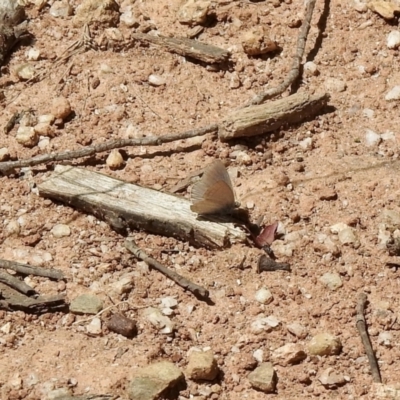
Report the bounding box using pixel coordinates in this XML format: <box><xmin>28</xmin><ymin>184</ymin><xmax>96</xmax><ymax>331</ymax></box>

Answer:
<box><xmin>191</xmin><ymin>160</ymin><xmax>237</xmax><ymax>215</ymax></box>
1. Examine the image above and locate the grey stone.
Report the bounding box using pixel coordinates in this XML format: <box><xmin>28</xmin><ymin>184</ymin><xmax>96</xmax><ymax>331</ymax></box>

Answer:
<box><xmin>127</xmin><ymin>361</ymin><xmax>184</xmax><ymax>400</ymax></box>
<box><xmin>248</xmin><ymin>362</ymin><xmax>277</xmax><ymax>393</ymax></box>
<box><xmin>70</xmin><ymin>294</ymin><xmax>103</xmax><ymax>315</ymax></box>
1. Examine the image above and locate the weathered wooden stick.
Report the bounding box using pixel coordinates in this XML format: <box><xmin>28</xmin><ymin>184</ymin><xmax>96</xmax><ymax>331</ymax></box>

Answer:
<box><xmin>356</xmin><ymin>292</ymin><xmax>382</xmax><ymax>383</ymax></box>
<box><xmin>37</xmin><ymin>165</ymin><xmax>247</xmax><ymax>249</ymax></box>
<box><xmin>0</xmin><ymin>259</ymin><xmax>64</xmax><ymax>280</ymax></box>
<box><xmin>219</xmin><ymin>92</ymin><xmax>329</xmax><ymax>141</ymax></box>
<box><xmin>125</xmin><ymin>240</ymin><xmax>209</xmax><ymax>299</ymax></box>
<box><xmin>0</xmin><ymin>283</ymin><xmax>67</xmax><ymax>313</ymax></box>
<box><xmin>0</xmin><ymin>271</ymin><xmax>36</xmax><ymax>295</ymax></box>
<box><xmin>244</xmin><ymin>0</ymin><xmax>317</xmax><ymax>105</ymax></box>
<box><xmin>131</xmin><ymin>33</ymin><xmax>230</xmax><ymax>63</ymax></box>
<box><xmin>0</xmin><ymin>124</ymin><xmax>218</xmax><ymax>175</ymax></box>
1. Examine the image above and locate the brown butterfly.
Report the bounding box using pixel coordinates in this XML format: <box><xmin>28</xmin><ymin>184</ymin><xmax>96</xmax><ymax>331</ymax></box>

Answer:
<box><xmin>190</xmin><ymin>160</ymin><xmax>239</xmax><ymax>215</ymax></box>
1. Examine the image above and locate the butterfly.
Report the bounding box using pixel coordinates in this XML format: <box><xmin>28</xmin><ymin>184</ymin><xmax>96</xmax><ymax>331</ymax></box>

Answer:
<box><xmin>190</xmin><ymin>160</ymin><xmax>239</xmax><ymax>215</ymax></box>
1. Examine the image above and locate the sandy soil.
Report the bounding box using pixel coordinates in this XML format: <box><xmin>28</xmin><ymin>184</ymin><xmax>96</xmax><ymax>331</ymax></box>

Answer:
<box><xmin>1</xmin><ymin>0</ymin><xmax>400</xmax><ymax>399</ymax></box>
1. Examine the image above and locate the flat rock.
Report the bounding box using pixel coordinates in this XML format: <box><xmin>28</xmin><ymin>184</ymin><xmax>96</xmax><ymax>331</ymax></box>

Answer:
<box><xmin>127</xmin><ymin>361</ymin><xmax>184</xmax><ymax>400</ymax></box>
<box><xmin>272</xmin><ymin>343</ymin><xmax>307</xmax><ymax>366</ymax></box>
<box><xmin>248</xmin><ymin>362</ymin><xmax>277</xmax><ymax>393</ymax></box>
<box><xmin>69</xmin><ymin>294</ymin><xmax>103</xmax><ymax>315</ymax></box>
<box><xmin>318</xmin><ymin>367</ymin><xmax>346</xmax><ymax>388</ymax></box>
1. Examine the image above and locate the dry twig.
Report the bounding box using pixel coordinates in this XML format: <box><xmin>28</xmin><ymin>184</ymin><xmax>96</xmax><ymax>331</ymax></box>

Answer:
<box><xmin>125</xmin><ymin>239</ymin><xmax>209</xmax><ymax>299</ymax></box>
<box><xmin>0</xmin><ymin>259</ymin><xmax>64</xmax><ymax>280</ymax></box>
<box><xmin>356</xmin><ymin>292</ymin><xmax>382</xmax><ymax>383</ymax></box>
<box><xmin>0</xmin><ymin>124</ymin><xmax>218</xmax><ymax>175</ymax></box>
<box><xmin>0</xmin><ymin>282</ymin><xmax>66</xmax><ymax>313</ymax></box>
<box><xmin>0</xmin><ymin>271</ymin><xmax>35</xmax><ymax>295</ymax></box>
<box><xmin>244</xmin><ymin>0</ymin><xmax>317</xmax><ymax>106</ymax></box>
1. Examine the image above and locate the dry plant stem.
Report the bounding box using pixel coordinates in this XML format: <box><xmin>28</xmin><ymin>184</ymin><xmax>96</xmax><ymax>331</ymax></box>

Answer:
<box><xmin>0</xmin><ymin>259</ymin><xmax>64</xmax><ymax>280</ymax></box>
<box><xmin>0</xmin><ymin>124</ymin><xmax>218</xmax><ymax>175</ymax></box>
<box><xmin>130</xmin><ymin>33</ymin><xmax>230</xmax><ymax>63</ymax></box>
<box><xmin>125</xmin><ymin>239</ymin><xmax>210</xmax><ymax>299</ymax></box>
<box><xmin>0</xmin><ymin>271</ymin><xmax>35</xmax><ymax>295</ymax></box>
<box><xmin>245</xmin><ymin>0</ymin><xmax>317</xmax><ymax>106</ymax></box>
<box><xmin>356</xmin><ymin>292</ymin><xmax>382</xmax><ymax>383</ymax></box>
<box><xmin>73</xmin><ymin>301</ymin><xmax>148</xmax><ymax>325</ymax></box>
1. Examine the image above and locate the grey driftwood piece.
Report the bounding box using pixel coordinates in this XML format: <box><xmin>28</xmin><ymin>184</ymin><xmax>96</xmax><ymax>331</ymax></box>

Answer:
<box><xmin>219</xmin><ymin>92</ymin><xmax>329</xmax><ymax>141</ymax></box>
<box><xmin>37</xmin><ymin>165</ymin><xmax>247</xmax><ymax>248</ymax></box>
<box><xmin>131</xmin><ymin>33</ymin><xmax>230</xmax><ymax>63</ymax></box>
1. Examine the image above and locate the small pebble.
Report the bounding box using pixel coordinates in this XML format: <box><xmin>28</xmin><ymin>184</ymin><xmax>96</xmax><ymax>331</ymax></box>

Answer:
<box><xmin>51</xmin><ymin>224</ymin><xmax>71</xmax><ymax>238</ymax></box>
<box><xmin>148</xmin><ymin>74</ymin><xmax>166</xmax><ymax>86</ymax></box>
<box><xmin>177</xmin><ymin>0</ymin><xmax>210</xmax><ymax>26</ymax></box>
<box><xmin>320</xmin><ymin>272</ymin><xmax>343</xmax><ymax>291</ymax></box>
<box><xmin>16</xmin><ymin>126</ymin><xmax>39</xmax><ymax>147</ymax></box>
<box><xmin>387</xmin><ymin>31</ymin><xmax>400</xmax><ymax>49</ymax></box>
<box><xmin>255</xmin><ymin>287</ymin><xmax>273</xmax><ymax>305</ymax></box>
<box><xmin>365</xmin><ymin>128</ymin><xmax>381</xmax><ymax>146</ymax></box>
<box><xmin>248</xmin><ymin>363</ymin><xmax>277</xmax><ymax>393</ymax></box>
<box><xmin>49</xmin><ymin>1</ymin><xmax>73</xmax><ymax>17</ymax></box>
<box><xmin>272</xmin><ymin>343</ymin><xmax>307</xmax><ymax>366</ymax></box>
<box><xmin>308</xmin><ymin>333</ymin><xmax>342</xmax><ymax>356</ymax></box>
<box><xmin>385</xmin><ymin>86</ymin><xmax>400</xmax><ymax>101</ymax></box>
<box><xmin>15</xmin><ymin>64</ymin><xmax>35</xmax><ymax>80</ymax></box>
<box><xmin>377</xmin><ymin>331</ymin><xmax>393</xmax><ymax>347</ymax></box>
<box><xmin>318</xmin><ymin>368</ymin><xmax>346</xmax><ymax>388</ymax></box>
<box><xmin>186</xmin><ymin>349</ymin><xmax>219</xmax><ymax>381</ymax></box>
<box><xmin>303</xmin><ymin>61</ymin><xmax>319</xmax><ymax>76</ymax></box>
<box><xmin>106</xmin><ymin>149</ymin><xmax>124</xmax><ymax>169</ymax></box>
<box><xmin>106</xmin><ymin>313</ymin><xmax>137</xmax><ymax>338</ymax></box>
<box><xmin>86</xmin><ymin>317</ymin><xmax>102</xmax><ymax>335</ymax></box>
<box><xmin>287</xmin><ymin>322</ymin><xmax>308</xmax><ymax>339</ymax></box>
<box><xmin>253</xmin><ymin>349</ymin><xmax>264</xmax><ymax>363</ymax></box>
<box><xmin>26</xmin><ymin>48</ymin><xmax>41</xmax><ymax>61</ymax></box>
<box><xmin>324</xmin><ymin>78</ymin><xmax>347</xmax><ymax>93</ymax></box>
<box><xmin>0</xmin><ymin>147</ymin><xmax>10</xmax><ymax>161</ymax></box>
<box><xmin>143</xmin><ymin>307</ymin><xmax>174</xmax><ymax>334</ymax></box>
<box><xmin>50</xmin><ymin>97</ymin><xmax>72</xmax><ymax>120</ymax></box>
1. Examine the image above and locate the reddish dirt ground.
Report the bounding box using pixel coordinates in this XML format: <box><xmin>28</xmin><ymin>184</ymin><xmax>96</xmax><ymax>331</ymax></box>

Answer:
<box><xmin>1</xmin><ymin>0</ymin><xmax>400</xmax><ymax>399</ymax></box>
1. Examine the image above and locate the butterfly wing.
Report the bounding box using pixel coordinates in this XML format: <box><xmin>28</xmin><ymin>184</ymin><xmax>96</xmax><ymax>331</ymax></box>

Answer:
<box><xmin>191</xmin><ymin>160</ymin><xmax>236</xmax><ymax>215</ymax></box>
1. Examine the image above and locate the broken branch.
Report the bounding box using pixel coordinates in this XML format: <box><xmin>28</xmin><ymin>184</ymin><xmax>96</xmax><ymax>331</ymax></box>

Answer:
<box><xmin>125</xmin><ymin>239</ymin><xmax>209</xmax><ymax>299</ymax></box>
<box><xmin>0</xmin><ymin>271</ymin><xmax>36</xmax><ymax>295</ymax></box>
<box><xmin>0</xmin><ymin>259</ymin><xmax>64</xmax><ymax>280</ymax></box>
<box><xmin>0</xmin><ymin>283</ymin><xmax>67</xmax><ymax>313</ymax></box>
<box><xmin>244</xmin><ymin>0</ymin><xmax>317</xmax><ymax>106</ymax></box>
<box><xmin>0</xmin><ymin>124</ymin><xmax>218</xmax><ymax>175</ymax></box>
<box><xmin>356</xmin><ymin>292</ymin><xmax>382</xmax><ymax>383</ymax></box>
<box><xmin>130</xmin><ymin>33</ymin><xmax>230</xmax><ymax>64</ymax></box>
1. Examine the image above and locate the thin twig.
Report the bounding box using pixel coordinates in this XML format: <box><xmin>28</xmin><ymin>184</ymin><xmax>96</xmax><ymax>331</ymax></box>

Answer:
<box><xmin>244</xmin><ymin>0</ymin><xmax>317</xmax><ymax>106</ymax></box>
<box><xmin>0</xmin><ymin>259</ymin><xmax>64</xmax><ymax>280</ymax></box>
<box><xmin>125</xmin><ymin>239</ymin><xmax>209</xmax><ymax>299</ymax></box>
<box><xmin>0</xmin><ymin>124</ymin><xmax>218</xmax><ymax>175</ymax></box>
<box><xmin>356</xmin><ymin>292</ymin><xmax>382</xmax><ymax>383</ymax></box>
<box><xmin>73</xmin><ymin>301</ymin><xmax>148</xmax><ymax>325</ymax></box>
<box><xmin>0</xmin><ymin>271</ymin><xmax>36</xmax><ymax>295</ymax></box>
